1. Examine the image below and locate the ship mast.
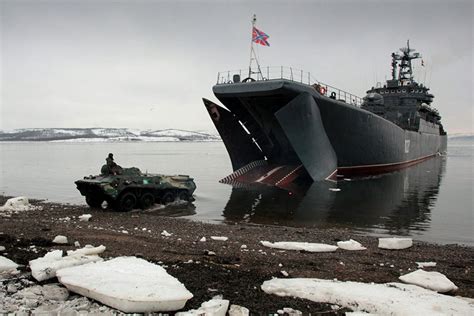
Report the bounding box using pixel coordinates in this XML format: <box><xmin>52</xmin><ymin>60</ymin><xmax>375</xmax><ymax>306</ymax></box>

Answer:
<box><xmin>248</xmin><ymin>14</ymin><xmax>264</xmax><ymax>79</ymax></box>
<box><xmin>391</xmin><ymin>40</ymin><xmax>422</xmax><ymax>86</ymax></box>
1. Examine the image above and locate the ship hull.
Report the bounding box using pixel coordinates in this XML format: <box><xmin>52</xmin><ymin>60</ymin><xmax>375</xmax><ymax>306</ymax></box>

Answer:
<box><xmin>205</xmin><ymin>79</ymin><xmax>447</xmax><ymax>185</ymax></box>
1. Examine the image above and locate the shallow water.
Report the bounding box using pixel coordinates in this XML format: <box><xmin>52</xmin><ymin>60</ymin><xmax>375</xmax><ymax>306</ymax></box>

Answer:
<box><xmin>0</xmin><ymin>140</ymin><xmax>472</xmax><ymax>245</ymax></box>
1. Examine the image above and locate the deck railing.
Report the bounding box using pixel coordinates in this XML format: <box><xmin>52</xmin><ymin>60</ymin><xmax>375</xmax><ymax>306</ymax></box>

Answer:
<box><xmin>216</xmin><ymin>66</ymin><xmax>363</xmax><ymax>106</ymax></box>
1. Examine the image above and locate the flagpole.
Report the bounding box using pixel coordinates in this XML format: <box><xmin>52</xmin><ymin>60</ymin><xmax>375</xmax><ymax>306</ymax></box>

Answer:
<box><xmin>248</xmin><ymin>14</ymin><xmax>256</xmax><ymax>78</ymax></box>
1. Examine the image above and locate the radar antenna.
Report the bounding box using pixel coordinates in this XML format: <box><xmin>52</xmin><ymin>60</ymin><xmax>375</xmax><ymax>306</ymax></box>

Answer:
<box><xmin>391</xmin><ymin>40</ymin><xmax>422</xmax><ymax>86</ymax></box>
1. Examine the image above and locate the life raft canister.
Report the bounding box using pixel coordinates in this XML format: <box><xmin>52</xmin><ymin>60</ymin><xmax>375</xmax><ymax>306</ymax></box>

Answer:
<box><xmin>319</xmin><ymin>86</ymin><xmax>327</xmax><ymax>95</ymax></box>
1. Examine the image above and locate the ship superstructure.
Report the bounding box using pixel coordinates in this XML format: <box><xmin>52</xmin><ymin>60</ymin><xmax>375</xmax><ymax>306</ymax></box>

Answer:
<box><xmin>362</xmin><ymin>41</ymin><xmax>444</xmax><ymax>136</ymax></box>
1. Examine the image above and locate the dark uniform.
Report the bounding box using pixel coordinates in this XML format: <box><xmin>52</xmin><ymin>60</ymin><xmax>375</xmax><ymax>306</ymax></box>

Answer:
<box><xmin>101</xmin><ymin>153</ymin><xmax>122</xmax><ymax>175</ymax></box>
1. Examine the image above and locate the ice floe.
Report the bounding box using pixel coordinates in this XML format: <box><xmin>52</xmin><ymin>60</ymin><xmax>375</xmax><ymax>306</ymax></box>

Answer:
<box><xmin>378</xmin><ymin>237</ymin><xmax>413</xmax><ymax>249</ymax></box>
<box><xmin>0</xmin><ymin>256</ymin><xmax>19</xmax><ymax>277</ymax></box>
<box><xmin>399</xmin><ymin>269</ymin><xmax>458</xmax><ymax>293</ymax></box>
<box><xmin>29</xmin><ymin>248</ymin><xmax>103</xmax><ymax>282</ymax></box>
<box><xmin>416</xmin><ymin>261</ymin><xmax>437</xmax><ymax>268</ymax></box>
<box><xmin>211</xmin><ymin>236</ymin><xmax>228</xmax><ymax>241</ymax></box>
<box><xmin>176</xmin><ymin>298</ymin><xmax>229</xmax><ymax>316</ymax></box>
<box><xmin>260</xmin><ymin>241</ymin><xmax>338</xmax><ymax>252</ymax></box>
<box><xmin>336</xmin><ymin>239</ymin><xmax>366</xmax><ymax>251</ymax></box>
<box><xmin>199</xmin><ymin>237</ymin><xmax>206</xmax><ymax>242</ymax></box>
<box><xmin>56</xmin><ymin>256</ymin><xmax>193</xmax><ymax>313</ymax></box>
<box><xmin>261</xmin><ymin>278</ymin><xmax>474</xmax><ymax>315</ymax></box>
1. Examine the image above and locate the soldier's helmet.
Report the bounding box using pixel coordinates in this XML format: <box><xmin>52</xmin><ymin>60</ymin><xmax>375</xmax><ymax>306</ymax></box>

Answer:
<box><xmin>108</xmin><ymin>153</ymin><xmax>114</xmax><ymax>159</ymax></box>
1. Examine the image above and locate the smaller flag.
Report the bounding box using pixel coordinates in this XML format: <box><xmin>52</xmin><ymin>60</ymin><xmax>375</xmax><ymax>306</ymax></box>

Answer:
<box><xmin>421</xmin><ymin>59</ymin><xmax>425</xmax><ymax>67</ymax></box>
<box><xmin>252</xmin><ymin>27</ymin><xmax>270</xmax><ymax>47</ymax></box>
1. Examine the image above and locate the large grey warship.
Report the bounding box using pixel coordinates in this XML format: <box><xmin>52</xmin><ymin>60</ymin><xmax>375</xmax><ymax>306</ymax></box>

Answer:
<box><xmin>203</xmin><ymin>41</ymin><xmax>447</xmax><ymax>187</ymax></box>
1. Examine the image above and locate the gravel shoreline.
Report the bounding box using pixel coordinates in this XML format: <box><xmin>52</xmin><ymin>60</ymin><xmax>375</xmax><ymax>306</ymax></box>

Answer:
<box><xmin>1</xmin><ymin>195</ymin><xmax>473</xmax><ymax>314</ymax></box>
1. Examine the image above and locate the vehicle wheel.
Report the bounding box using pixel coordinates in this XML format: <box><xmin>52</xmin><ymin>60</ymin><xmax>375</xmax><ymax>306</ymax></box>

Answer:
<box><xmin>117</xmin><ymin>192</ymin><xmax>137</xmax><ymax>212</ymax></box>
<box><xmin>161</xmin><ymin>191</ymin><xmax>175</xmax><ymax>205</ymax></box>
<box><xmin>177</xmin><ymin>191</ymin><xmax>190</xmax><ymax>201</ymax></box>
<box><xmin>139</xmin><ymin>193</ymin><xmax>155</xmax><ymax>209</ymax></box>
<box><xmin>86</xmin><ymin>195</ymin><xmax>103</xmax><ymax>208</ymax></box>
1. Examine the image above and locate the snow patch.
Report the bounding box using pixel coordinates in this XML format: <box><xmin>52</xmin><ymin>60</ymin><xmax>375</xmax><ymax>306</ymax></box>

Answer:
<box><xmin>56</xmin><ymin>257</ymin><xmax>193</xmax><ymax>313</ymax></box>
<box><xmin>399</xmin><ymin>269</ymin><xmax>458</xmax><ymax>293</ymax></box>
<box><xmin>378</xmin><ymin>237</ymin><xmax>413</xmax><ymax>249</ymax></box>
<box><xmin>336</xmin><ymin>239</ymin><xmax>366</xmax><ymax>251</ymax></box>
<box><xmin>261</xmin><ymin>278</ymin><xmax>474</xmax><ymax>315</ymax></box>
<box><xmin>260</xmin><ymin>241</ymin><xmax>338</xmax><ymax>252</ymax></box>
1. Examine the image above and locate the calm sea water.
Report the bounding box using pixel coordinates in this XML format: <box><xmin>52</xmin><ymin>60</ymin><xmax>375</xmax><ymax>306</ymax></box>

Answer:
<box><xmin>0</xmin><ymin>141</ymin><xmax>472</xmax><ymax>245</ymax></box>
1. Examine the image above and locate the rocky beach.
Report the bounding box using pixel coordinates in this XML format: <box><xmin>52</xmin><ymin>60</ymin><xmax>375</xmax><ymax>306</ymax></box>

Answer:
<box><xmin>1</xmin><ymin>195</ymin><xmax>473</xmax><ymax>314</ymax></box>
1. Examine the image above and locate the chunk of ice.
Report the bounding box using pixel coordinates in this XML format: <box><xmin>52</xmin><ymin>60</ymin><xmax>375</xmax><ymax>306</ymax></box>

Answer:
<box><xmin>56</xmin><ymin>257</ymin><xmax>193</xmax><ymax>313</ymax></box>
<box><xmin>78</xmin><ymin>214</ymin><xmax>92</xmax><ymax>222</ymax></box>
<box><xmin>261</xmin><ymin>278</ymin><xmax>473</xmax><ymax>315</ymax></box>
<box><xmin>416</xmin><ymin>262</ymin><xmax>437</xmax><ymax>268</ymax></box>
<box><xmin>161</xmin><ymin>230</ymin><xmax>172</xmax><ymax>237</ymax></box>
<box><xmin>399</xmin><ymin>269</ymin><xmax>458</xmax><ymax>293</ymax></box>
<box><xmin>176</xmin><ymin>298</ymin><xmax>229</xmax><ymax>316</ymax></box>
<box><xmin>260</xmin><ymin>241</ymin><xmax>338</xmax><ymax>252</ymax></box>
<box><xmin>229</xmin><ymin>304</ymin><xmax>250</xmax><ymax>316</ymax></box>
<box><xmin>0</xmin><ymin>255</ymin><xmax>19</xmax><ymax>276</ymax></box>
<box><xmin>0</xmin><ymin>196</ymin><xmax>42</xmax><ymax>213</ymax></box>
<box><xmin>378</xmin><ymin>237</ymin><xmax>412</xmax><ymax>249</ymax></box>
<box><xmin>337</xmin><ymin>239</ymin><xmax>367</xmax><ymax>251</ymax></box>
<box><xmin>29</xmin><ymin>249</ymin><xmax>103</xmax><ymax>281</ymax></box>
<box><xmin>211</xmin><ymin>236</ymin><xmax>228</xmax><ymax>241</ymax></box>
<box><xmin>199</xmin><ymin>237</ymin><xmax>206</xmax><ymax>242</ymax></box>
<box><xmin>66</xmin><ymin>245</ymin><xmax>106</xmax><ymax>256</ymax></box>
<box><xmin>52</xmin><ymin>235</ymin><xmax>68</xmax><ymax>244</ymax></box>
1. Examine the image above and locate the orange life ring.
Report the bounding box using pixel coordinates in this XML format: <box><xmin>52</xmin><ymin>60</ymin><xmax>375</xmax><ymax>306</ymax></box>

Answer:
<box><xmin>319</xmin><ymin>86</ymin><xmax>327</xmax><ymax>95</ymax></box>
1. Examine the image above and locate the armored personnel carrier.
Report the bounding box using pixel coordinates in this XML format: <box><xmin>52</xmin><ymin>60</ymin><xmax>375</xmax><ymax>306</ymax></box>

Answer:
<box><xmin>75</xmin><ymin>167</ymin><xmax>196</xmax><ymax>212</ymax></box>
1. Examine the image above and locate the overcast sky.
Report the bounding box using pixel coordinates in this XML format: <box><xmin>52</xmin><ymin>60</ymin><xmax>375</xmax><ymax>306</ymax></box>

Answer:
<box><xmin>0</xmin><ymin>0</ymin><xmax>472</xmax><ymax>133</ymax></box>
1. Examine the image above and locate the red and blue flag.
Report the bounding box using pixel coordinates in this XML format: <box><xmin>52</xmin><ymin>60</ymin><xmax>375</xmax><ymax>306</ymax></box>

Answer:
<box><xmin>252</xmin><ymin>27</ymin><xmax>270</xmax><ymax>46</ymax></box>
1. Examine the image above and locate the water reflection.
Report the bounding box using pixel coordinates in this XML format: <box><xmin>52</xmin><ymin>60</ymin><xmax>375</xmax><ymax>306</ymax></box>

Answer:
<box><xmin>222</xmin><ymin>156</ymin><xmax>446</xmax><ymax>236</ymax></box>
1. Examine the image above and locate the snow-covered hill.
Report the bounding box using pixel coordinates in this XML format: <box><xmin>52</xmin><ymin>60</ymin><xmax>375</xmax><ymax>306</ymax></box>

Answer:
<box><xmin>0</xmin><ymin>128</ymin><xmax>220</xmax><ymax>142</ymax></box>
<box><xmin>448</xmin><ymin>133</ymin><xmax>474</xmax><ymax>142</ymax></box>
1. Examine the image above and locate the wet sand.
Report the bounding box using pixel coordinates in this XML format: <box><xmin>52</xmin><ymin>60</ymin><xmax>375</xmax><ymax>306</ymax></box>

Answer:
<box><xmin>1</xmin><ymin>195</ymin><xmax>473</xmax><ymax>314</ymax></box>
